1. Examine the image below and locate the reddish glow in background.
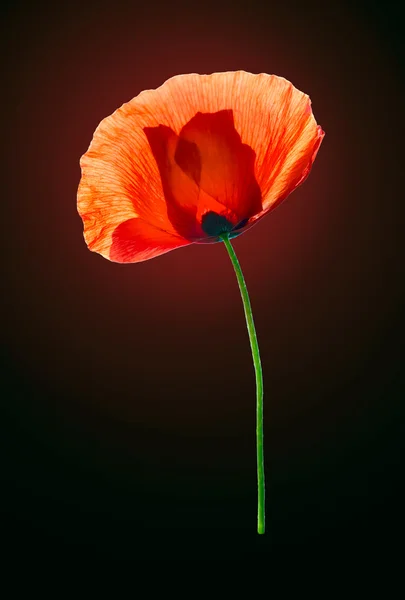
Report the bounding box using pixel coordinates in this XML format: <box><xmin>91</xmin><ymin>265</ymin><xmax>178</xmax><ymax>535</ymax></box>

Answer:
<box><xmin>3</xmin><ymin>0</ymin><xmax>404</xmax><ymax>561</ymax></box>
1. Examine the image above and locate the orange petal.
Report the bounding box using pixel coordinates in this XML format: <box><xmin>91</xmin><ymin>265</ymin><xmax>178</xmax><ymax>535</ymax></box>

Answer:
<box><xmin>248</xmin><ymin>123</ymin><xmax>325</xmax><ymax>227</ymax></box>
<box><xmin>109</xmin><ymin>218</ymin><xmax>191</xmax><ymax>263</ymax></box>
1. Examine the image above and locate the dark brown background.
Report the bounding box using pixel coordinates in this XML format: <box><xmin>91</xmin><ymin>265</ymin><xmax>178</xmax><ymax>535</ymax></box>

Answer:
<box><xmin>2</xmin><ymin>0</ymin><xmax>404</xmax><ymax>562</ymax></box>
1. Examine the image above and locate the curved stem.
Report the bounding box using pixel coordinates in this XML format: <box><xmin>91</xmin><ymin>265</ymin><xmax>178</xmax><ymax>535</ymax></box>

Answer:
<box><xmin>220</xmin><ymin>233</ymin><xmax>265</xmax><ymax>535</ymax></box>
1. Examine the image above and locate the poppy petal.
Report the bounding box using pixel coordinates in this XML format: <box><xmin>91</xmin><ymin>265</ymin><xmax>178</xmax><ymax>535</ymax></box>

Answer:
<box><xmin>246</xmin><ymin>123</ymin><xmax>325</xmax><ymax>227</ymax></box>
<box><xmin>109</xmin><ymin>218</ymin><xmax>191</xmax><ymax>263</ymax></box>
<box><xmin>256</xmin><ymin>121</ymin><xmax>325</xmax><ymax>217</ymax></box>
<box><xmin>176</xmin><ymin>110</ymin><xmax>262</xmax><ymax>220</ymax></box>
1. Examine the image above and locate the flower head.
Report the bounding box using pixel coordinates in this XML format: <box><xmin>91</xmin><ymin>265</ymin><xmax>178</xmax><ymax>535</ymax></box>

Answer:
<box><xmin>78</xmin><ymin>71</ymin><xmax>324</xmax><ymax>262</ymax></box>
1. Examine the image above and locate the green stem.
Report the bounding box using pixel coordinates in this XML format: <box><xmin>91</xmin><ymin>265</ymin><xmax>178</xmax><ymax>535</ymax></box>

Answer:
<box><xmin>220</xmin><ymin>233</ymin><xmax>265</xmax><ymax>535</ymax></box>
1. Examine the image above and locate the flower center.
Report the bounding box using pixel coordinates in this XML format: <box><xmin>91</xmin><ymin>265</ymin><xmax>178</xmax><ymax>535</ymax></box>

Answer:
<box><xmin>201</xmin><ymin>211</ymin><xmax>235</xmax><ymax>237</ymax></box>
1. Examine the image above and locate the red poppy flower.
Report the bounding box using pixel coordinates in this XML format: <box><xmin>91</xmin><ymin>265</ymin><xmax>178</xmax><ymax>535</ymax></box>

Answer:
<box><xmin>77</xmin><ymin>71</ymin><xmax>324</xmax><ymax>263</ymax></box>
<box><xmin>77</xmin><ymin>71</ymin><xmax>325</xmax><ymax>534</ymax></box>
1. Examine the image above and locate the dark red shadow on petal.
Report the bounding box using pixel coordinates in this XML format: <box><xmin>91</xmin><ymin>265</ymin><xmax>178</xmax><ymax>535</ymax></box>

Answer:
<box><xmin>144</xmin><ymin>125</ymin><xmax>203</xmax><ymax>241</ymax></box>
<box><xmin>144</xmin><ymin>110</ymin><xmax>262</xmax><ymax>242</ymax></box>
<box><xmin>175</xmin><ymin>136</ymin><xmax>202</xmax><ymax>187</ymax></box>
